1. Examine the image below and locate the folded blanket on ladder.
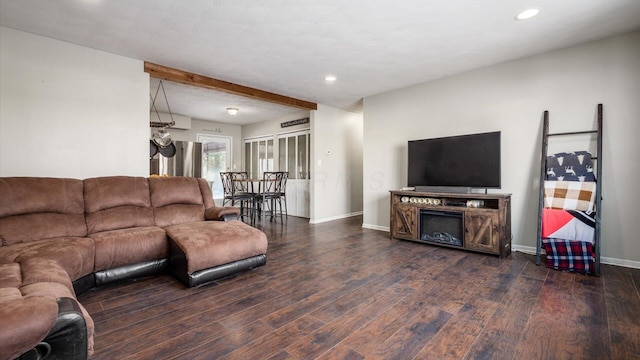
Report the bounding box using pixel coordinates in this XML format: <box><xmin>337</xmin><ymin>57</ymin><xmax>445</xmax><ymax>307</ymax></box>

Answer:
<box><xmin>542</xmin><ymin>239</ymin><xmax>594</xmax><ymax>274</ymax></box>
<box><xmin>542</xmin><ymin>208</ymin><xmax>595</xmax><ymax>244</ymax></box>
<box><xmin>544</xmin><ymin>180</ymin><xmax>596</xmax><ymax>212</ymax></box>
<box><xmin>545</xmin><ymin>151</ymin><xmax>596</xmax><ymax>182</ymax></box>
<box><xmin>541</xmin><ymin>207</ymin><xmax>596</xmax><ymax>274</ymax></box>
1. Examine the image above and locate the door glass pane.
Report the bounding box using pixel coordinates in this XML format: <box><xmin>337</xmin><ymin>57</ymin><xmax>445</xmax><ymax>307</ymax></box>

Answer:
<box><xmin>197</xmin><ymin>135</ymin><xmax>231</xmax><ymax>200</ymax></box>
<box><xmin>245</xmin><ymin>142</ymin><xmax>251</xmax><ymax>176</ymax></box>
<box><xmin>308</xmin><ymin>134</ymin><xmax>311</xmax><ymax>179</ymax></box>
<box><xmin>251</xmin><ymin>142</ymin><xmax>258</xmax><ymax>179</ymax></box>
<box><xmin>298</xmin><ymin>134</ymin><xmax>307</xmax><ymax>179</ymax></box>
<box><xmin>258</xmin><ymin>140</ymin><xmax>266</xmax><ymax>177</ymax></box>
<box><xmin>288</xmin><ymin>137</ymin><xmax>296</xmax><ymax>179</ymax></box>
<box><xmin>279</xmin><ymin>138</ymin><xmax>286</xmax><ymax>171</ymax></box>
<box><xmin>267</xmin><ymin>139</ymin><xmax>274</xmax><ymax>172</ymax></box>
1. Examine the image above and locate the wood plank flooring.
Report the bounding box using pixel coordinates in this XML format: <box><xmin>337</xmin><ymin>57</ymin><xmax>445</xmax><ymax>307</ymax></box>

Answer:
<box><xmin>78</xmin><ymin>216</ymin><xmax>640</xmax><ymax>359</ymax></box>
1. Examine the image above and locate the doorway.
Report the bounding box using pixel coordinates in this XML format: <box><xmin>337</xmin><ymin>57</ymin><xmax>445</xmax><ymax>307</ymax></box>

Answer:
<box><xmin>198</xmin><ymin>134</ymin><xmax>232</xmax><ymax>202</ymax></box>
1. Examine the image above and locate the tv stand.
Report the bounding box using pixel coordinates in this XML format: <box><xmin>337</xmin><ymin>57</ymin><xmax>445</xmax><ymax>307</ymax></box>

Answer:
<box><xmin>390</xmin><ymin>190</ymin><xmax>512</xmax><ymax>258</ymax></box>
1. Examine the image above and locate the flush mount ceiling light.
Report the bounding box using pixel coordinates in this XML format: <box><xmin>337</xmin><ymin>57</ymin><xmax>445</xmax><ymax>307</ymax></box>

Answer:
<box><xmin>325</xmin><ymin>75</ymin><xmax>337</xmax><ymax>82</ymax></box>
<box><xmin>516</xmin><ymin>8</ymin><xmax>540</xmax><ymax>20</ymax></box>
<box><xmin>226</xmin><ymin>107</ymin><xmax>239</xmax><ymax>116</ymax></box>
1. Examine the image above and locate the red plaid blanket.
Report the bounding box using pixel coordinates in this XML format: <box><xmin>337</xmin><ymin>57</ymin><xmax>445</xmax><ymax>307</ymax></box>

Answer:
<box><xmin>542</xmin><ymin>238</ymin><xmax>594</xmax><ymax>274</ymax></box>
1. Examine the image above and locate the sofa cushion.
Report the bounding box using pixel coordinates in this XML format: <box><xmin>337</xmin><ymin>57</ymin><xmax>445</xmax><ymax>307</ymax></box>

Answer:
<box><xmin>19</xmin><ymin>258</ymin><xmax>75</xmax><ymax>293</ymax></box>
<box><xmin>0</xmin><ymin>286</ymin><xmax>22</xmax><ymax>302</ymax></box>
<box><xmin>0</xmin><ymin>177</ymin><xmax>86</xmax><ymax>246</ymax></box>
<box><xmin>90</xmin><ymin>226</ymin><xmax>168</xmax><ymax>272</ymax></box>
<box><xmin>197</xmin><ymin>178</ymin><xmax>216</xmax><ymax>209</ymax></box>
<box><xmin>86</xmin><ymin>206</ymin><xmax>156</xmax><ymax>234</ymax></box>
<box><xmin>84</xmin><ymin>176</ymin><xmax>155</xmax><ymax>234</ymax></box>
<box><xmin>148</xmin><ymin>177</ymin><xmax>204</xmax><ymax>208</ymax></box>
<box><xmin>165</xmin><ymin>220</ymin><xmax>268</xmax><ymax>274</ymax></box>
<box><xmin>0</xmin><ymin>262</ymin><xmax>22</xmax><ymax>289</ymax></box>
<box><xmin>0</xmin><ymin>296</ymin><xmax>59</xmax><ymax>360</ymax></box>
<box><xmin>0</xmin><ymin>213</ymin><xmax>88</xmax><ymax>247</ymax></box>
<box><xmin>21</xmin><ymin>281</ymin><xmax>75</xmax><ymax>300</ymax></box>
<box><xmin>0</xmin><ymin>237</ymin><xmax>95</xmax><ymax>282</ymax></box>
<box><xmin>0</xmin><ymin>177</ymin><xmax>85</xmax><ymax>218</ymax></box>
<box><xmin>153</xmin><ymin>204</ymin><xmax>206</xmax><ymax>228</ymax></box>
<box><xmin>149</xmin><ymin>177</ymin><xmax>206</xmax><ymax>227</ymax></box>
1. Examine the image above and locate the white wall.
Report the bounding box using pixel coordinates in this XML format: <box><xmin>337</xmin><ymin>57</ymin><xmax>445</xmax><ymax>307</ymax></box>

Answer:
<box><xmin>242</xmin><ymin>111</ymin><xmax>311</xmax><ymax>142</ymax></box>
<box><xmin>311</xmin><ymin>104</ymin><xmax>364</xmax><ymax>223</ymax></box>
<box><xmin>241</xmin><ymin>111</ymin><xmax>310</xmax><ymax>175</ymax></box>
<box><xmin>0</xmin><ymin>27</ymin><xmax>149</xmax><ymax>178</ymax></box>
<box><xmin>239</xmin><ymin>108</ymin><xmax>363</xmax><ymax>222</ymax></box>
<box><xmin>363</xmin><ymin>31</ymin><xmax>640</xmax><ymax>266</ymax></box>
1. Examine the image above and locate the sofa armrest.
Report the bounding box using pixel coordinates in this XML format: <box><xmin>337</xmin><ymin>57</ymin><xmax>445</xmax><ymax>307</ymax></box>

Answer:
<box><xmin>15</xmin><ymin>297</ymin><xmax>88</xmax><ymax>360</ymax></box>
<box><xmin>204</xmin><ymin>206</ymin><xmax>240</xmax><ymax>221</ymax></box>
<box><xmin>40</xmin><ymin>297</ymin><xmax>88</xmax><ymax>360</ymax></box>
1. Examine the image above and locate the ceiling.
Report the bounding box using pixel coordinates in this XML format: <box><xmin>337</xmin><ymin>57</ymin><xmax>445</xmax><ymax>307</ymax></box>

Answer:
<box><xmin>149</xmin><ymin>78</ymin><xmax>308</xmax><ymax>125</ymax></box>
<box><xmin>2</xmin><ymin>0</ymin><xmax>640</xmax><ymax>124</ymax></box>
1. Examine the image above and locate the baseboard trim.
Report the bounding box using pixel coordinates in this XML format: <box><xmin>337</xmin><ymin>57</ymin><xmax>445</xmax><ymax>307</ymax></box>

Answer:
<box><xmin>600</xmin><ymin>257</ymin><xmax>640</xmax><ymax>269</ymax></box>
<box><xmin>512</xmin><ymin>245</ymin><xmax>537</xmax><ymax>255</ymax></box>
<box><xmin>362</xmin><ymin>223</ymin><xmax>390</xmax><ymax>232</ymax></box>
<box><xmin>309</xmin><ymin>211</ymin><xmax>363</xmax><ymax>224</ymax></box>
<box><xmin>512</xmin><ymin>245</ymin><xmax>640</xmax><ymax>269</ymax></box>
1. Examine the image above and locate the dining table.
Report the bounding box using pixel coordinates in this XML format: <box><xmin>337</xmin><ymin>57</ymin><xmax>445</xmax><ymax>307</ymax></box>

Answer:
<box><xmin>231</xmin><ymin>177</ymin><xmax>279</xmax><ymax>225</ymax></box>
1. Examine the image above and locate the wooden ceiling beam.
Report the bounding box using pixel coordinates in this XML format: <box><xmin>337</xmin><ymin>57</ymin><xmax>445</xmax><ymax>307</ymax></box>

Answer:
<box><xmin>144</xmin><ymin>62</ymin><xmax>317</xmax><ymax>111</ymax></box>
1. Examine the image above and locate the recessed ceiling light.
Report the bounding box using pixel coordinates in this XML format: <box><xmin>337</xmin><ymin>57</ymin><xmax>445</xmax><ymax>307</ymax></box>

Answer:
<box><xmin>226</xmin><ymin>108</ymin><xmax>239</xmax><ymax>116</ymax></box>
<box><xmin>325</xmin><ymin>75</ymin><xmax>337</xmax><ymax>82</ymax></box>
<box><xmin>515</xmin><ymin>8</ymin><xmax>540</xmax><ymax>20</ymax></box>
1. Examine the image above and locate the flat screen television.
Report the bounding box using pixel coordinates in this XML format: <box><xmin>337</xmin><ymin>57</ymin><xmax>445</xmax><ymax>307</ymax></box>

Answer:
<box><xmin>407</xmin><ymin>131</ymin><xmax>501</xmax><ymax>190</ymax></box>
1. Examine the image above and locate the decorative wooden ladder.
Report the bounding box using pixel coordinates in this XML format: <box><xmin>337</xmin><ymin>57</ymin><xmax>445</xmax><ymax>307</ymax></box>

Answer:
<box><xmin>535</xmin><ymin>104</ymin><xmax>603</xmax><ymax>275</ymax></box>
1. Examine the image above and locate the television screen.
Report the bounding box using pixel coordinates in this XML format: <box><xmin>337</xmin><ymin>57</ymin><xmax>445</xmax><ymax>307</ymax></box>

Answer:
<box><xmin>408</xmin><ymin>131</ymin><xmax>501</xmax><ymax>189</ymax></box>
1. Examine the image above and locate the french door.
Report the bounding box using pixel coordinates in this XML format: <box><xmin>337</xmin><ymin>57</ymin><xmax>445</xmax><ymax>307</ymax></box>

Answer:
<box><xmin>244</xmin><ymin>137</ymin><xmax>274</xmax><ymax>180</ymax></box>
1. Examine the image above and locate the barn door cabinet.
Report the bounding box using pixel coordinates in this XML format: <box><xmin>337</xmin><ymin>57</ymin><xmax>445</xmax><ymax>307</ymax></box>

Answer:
<box><xmin>390</xmin><ymin>190</ymin><xmax>512</xmax><ymax>258</ymax></box>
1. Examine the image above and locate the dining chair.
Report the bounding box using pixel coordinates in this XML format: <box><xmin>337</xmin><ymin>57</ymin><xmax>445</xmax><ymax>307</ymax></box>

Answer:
<box><xmin>254</xmin><ymin>171</ymin><xmax>284</xmax><ymax>225</ymax></box>
<box><xmin>220</xmin><ymin>172</ymin><xmax>234</xmax><ymax>206</ymax></box>
<box><xmin>277</xmin><ymin>171</ymin><xmax>288</xmax><ymax>219</ymax></box>
<box><xmin>220</xmin><ymin>172</ymin><xmax>254</xmax><ymax>222</ymax></box>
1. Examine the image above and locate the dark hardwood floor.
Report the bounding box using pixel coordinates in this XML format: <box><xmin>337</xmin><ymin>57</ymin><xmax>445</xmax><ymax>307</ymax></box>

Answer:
<box><xmin>79</xmin><ymin>216</ymin><xmax>640</xmax><ymax>359</ymax></box>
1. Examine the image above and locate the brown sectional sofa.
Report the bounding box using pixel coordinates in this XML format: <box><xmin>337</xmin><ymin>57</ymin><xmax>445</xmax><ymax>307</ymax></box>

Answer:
<box><xmin>0</xmin><ymin>176</ymin><xmax>268</xmax><ymax>360</ymax></box>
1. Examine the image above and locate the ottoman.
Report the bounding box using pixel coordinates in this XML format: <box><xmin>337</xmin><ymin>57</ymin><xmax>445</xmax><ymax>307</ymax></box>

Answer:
<box><xmin>165</xmin><ymin>220</ymin><xmax>268</xmax><ymax>287</ymax></box>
